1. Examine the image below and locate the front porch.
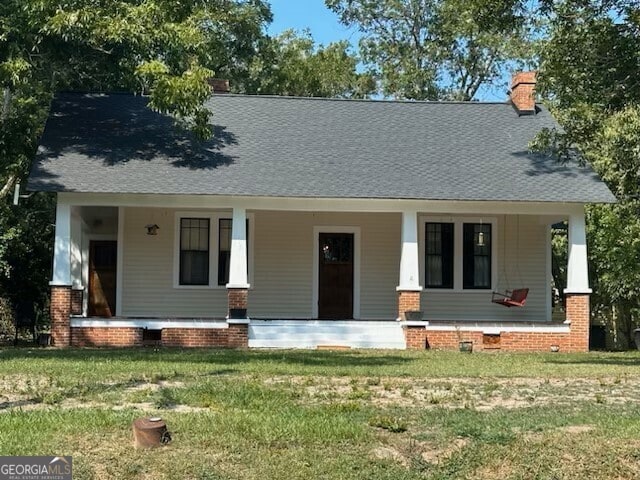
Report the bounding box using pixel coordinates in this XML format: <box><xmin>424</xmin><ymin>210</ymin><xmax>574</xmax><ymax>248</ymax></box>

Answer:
<box><xmin>49</xmin><ymin>193</ymin><xmax>593</xmax><ymax>351</ymax></box>
<box><xmin>66</xmin><ymin>316</ymin><xmax>580</xmax><ymax>351</ymax></box>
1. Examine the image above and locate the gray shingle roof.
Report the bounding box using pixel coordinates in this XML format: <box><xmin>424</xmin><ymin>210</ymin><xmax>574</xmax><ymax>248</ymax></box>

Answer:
<box><xmin>28</xmin><ymin>93</ymin><xmax>616</xmax><ymax>203</ymax></box>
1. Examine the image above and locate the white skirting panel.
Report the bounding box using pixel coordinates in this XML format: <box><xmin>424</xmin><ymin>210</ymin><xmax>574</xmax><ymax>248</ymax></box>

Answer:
<box><xmin>248</xmin><ymin>320</ymin><xmax>406</xmax><ymax>349</ymax></box>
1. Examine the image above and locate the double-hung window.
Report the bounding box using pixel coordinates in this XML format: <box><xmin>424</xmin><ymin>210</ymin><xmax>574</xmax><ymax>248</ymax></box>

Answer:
<box><xmin>179</xmin><ymin>218</ymin><xmax>210</xmax><ymax>286</ymax></box>
<box><xmin>425</xmin><ymin>223</ymin><xmax>454</xmax><ymax>288</ymax></box>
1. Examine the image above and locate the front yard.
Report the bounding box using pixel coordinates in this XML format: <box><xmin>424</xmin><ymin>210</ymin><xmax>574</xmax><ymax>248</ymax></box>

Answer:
<box><xmin>1</xmin><ymin>348</ymin><xmax>639</xmax><ymax>479</ymax></box>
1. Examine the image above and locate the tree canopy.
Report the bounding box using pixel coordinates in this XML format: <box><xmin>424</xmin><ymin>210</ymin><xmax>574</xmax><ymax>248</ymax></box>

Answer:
<box><xmin>243</xmin><ymin>29</ymin><xmax>375</xmax><ymax>98</ymax></box>
<box><xmin>325</xmin><ymin>0</ymin><xmax>537</xmax><ymax>100</ymax></box>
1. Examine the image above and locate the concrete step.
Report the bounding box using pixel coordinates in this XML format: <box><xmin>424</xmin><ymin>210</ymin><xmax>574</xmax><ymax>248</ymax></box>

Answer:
<box><xmin>248</xmin><ymin>320</ymin><xmax>406</xmax><ymax>349</ymax></box>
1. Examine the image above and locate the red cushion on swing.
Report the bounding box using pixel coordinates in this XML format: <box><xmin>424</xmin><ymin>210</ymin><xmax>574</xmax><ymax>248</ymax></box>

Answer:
<box><xmin>492</xmin><ymin>288</ymin><xmax>529</xmax><ymax>307</ymax></box>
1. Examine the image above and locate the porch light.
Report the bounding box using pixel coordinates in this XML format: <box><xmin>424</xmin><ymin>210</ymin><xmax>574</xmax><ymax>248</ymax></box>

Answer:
<box><xmin>477</xmin><ymin>231</ymin><xmax>485</xmax><ymax>247</ymax></box>
<box><xmin>145</xmin><ymin>224</ymin><xmax>159</xmax><ymax>235</ymax></box>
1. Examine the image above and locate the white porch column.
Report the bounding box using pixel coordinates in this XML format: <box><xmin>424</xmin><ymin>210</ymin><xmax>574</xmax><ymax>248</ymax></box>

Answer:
<box><xmin>226</xmin><ymin>207</ymin><xmax>250</xmax><ymax>289</ymax></box>
<box><xmin>50</xmin><ymin>200</ymin><xmax>73</xmax><ymax>346</ymax></box>
<box><xmin>565</xmin><ymin>207</ymin><xmax>592</xmax><ymax>294</ymax></box>
<box><xmin>51</xmin><ymin>201</ymin><xmax>72</xmax><ymax>286</ymax></box>
<box><xmin>397</xmin><ymin>210</ymin><xmax>422</xmax><ymax>291</ymax></box>
<box><xmin>70</xmin><ymin>208</ymin><xmax>83</xmax><ymax>289</ymax></box>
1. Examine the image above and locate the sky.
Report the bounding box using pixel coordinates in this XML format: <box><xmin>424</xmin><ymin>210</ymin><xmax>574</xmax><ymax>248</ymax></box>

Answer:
<box><xmin>267</xmin><ymin>0</ymin><xmax>360</xmax><ymax>47</ymax></box>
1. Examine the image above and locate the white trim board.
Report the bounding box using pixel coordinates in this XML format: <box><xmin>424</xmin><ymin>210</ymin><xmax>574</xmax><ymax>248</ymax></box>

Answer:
<box><xmin>70</xmin><ymin>318</ymin><xmax>229</xmax><ymax>329</ymax></box>
<box><xmin>59</xmin><ymin>192</ymin><xmax>586</xmax><ymax>216</ymax></box>
<box><xmin>312</xmin><ymin>226</ymin><xmax>361</xmax><ymax>319</ymax></box>
<box><xmin>423</xmin><ymin>322</ymin><xmax>570</xmax><ymax>334</ymax></box>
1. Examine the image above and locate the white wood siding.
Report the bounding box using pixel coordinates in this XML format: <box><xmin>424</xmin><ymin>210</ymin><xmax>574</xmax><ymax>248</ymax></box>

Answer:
<box><xmin>250</xmin><ymin>211</ymin><xmax>399</xmax><ymax>319</ymax></box>
<box><xmin>120</xmin><ymin>208</ymin><xmax>549</xmax><ymax>322</ymax></box>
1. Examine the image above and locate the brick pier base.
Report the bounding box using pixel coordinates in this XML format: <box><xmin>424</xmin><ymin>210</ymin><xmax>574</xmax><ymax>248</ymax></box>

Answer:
<box><xmin>228</xmin><ymin>288</ymin><xmax>249</xmax><ymax>318</ymax></box>
<box><xmin>397</xmin><ymin>290</ymin><xmax>421</xmax><ymax>320</ymax></box>
<box><xmin>50</xmin><ymin>286</ymin><xmax>72</xmax><ymax>347</ymax></box>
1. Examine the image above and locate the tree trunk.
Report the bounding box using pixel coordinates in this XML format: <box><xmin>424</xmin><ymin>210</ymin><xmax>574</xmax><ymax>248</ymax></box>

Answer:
<box><xmin>0</xmin><ymin>174</ymin><xmax>16</xmax><ymax>199</ymax></box>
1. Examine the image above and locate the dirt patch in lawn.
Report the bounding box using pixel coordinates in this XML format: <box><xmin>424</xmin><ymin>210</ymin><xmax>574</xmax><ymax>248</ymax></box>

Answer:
<box><xmin>558</xmin><ymin>424</ymin><xmax>595</xmax><ymax>434</ymax></box>
<box><xmin>61</xmin><ymin>399</ymin><xmax>209</xmax><ymax>413</ymax></box>
<box><xmin>123</xmin><ymin>380</ymin><xmax>185</xmax><ymax>392</ymax></box>
<box><xmin>268</xmin><ymin>375</ymin><xmax>640</xmax><ymax>410</ymax></box>
<box><xmin>421</xmin><ymin>437</ymin><xmax>469</xmax><ymax>464</ymax></box>
<box><xmin>371</xmin><ymin>433</ymin><xmax>470</xmax><ymax>468</ymax></box>
<box><xmin>3</xmin><ymin>373</ymin><xmax>640</xmax><ymax>413</ymax></box>
<box><xmin>371</xmin><ymin>446</ymin><xmax>409</xmax><ymax>467</ymax></box>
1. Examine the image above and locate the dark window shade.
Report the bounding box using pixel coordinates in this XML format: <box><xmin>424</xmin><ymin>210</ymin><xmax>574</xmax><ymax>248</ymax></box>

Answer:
<box><xmin>179</xmin><ymin>218</ymin><xmax>210</xmax><ymax>285</ymax></box>
<box><xmin>425</xmin><ymin>223</ymin><xmax>454</xmax><ymax>288</ymax></box>
<box><xmin>218</xmin><ymin>219</ymin><xmax>249</xmax><ymax>286</ymax></box>
<box><xmin>463</xmin><ymin>223</ymin><xmax>491</xmax><ymax>289</ymax></box>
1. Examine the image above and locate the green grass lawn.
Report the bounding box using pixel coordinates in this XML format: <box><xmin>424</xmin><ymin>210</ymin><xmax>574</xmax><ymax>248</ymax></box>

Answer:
<box><xmin>1</xmin><ymin>348</ymin><xmax>640</xmax><ymax>479</ymax></box>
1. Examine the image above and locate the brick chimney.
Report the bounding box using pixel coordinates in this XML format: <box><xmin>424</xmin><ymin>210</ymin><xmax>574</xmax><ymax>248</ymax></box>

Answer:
<box><xmin>208</xmin><ymin>78</ymin><xmax>230</xmax><ymax>94</ymax></box>
<box><xmin>509</xmin><ymin>71</ymin><xmax>537</xmax><ymax>115</ymax></box>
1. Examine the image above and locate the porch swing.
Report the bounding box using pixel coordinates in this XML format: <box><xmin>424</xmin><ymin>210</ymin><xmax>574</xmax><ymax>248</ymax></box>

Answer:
<box><xmin>491</xmin><ymin>215</ymin><xmax>530</xmax><ymax>308</ymax></box>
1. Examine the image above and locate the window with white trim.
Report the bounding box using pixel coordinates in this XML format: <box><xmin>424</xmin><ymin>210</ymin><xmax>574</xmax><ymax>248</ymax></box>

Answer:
<box><xmin>179</xmin><ymin>218</ymin><xmax>210</xmax><ymax>286</ymax></box>
<box><xmin>425</xmin><ymin>222</ymin><xmax>454</xmax><ymax>288</ymax></box>
<box><xmin>420</xmin><ymin>217</ymin><xmax>496</xmax><ymax>291</ymax></box>
<box><xmin>463</xmin><ymin>223</ymin><xmax>492</xmax><ymax>289</ymax></box>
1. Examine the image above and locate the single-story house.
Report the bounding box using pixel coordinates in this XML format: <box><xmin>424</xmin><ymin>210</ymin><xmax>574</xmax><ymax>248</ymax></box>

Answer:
<box><xmin>29</xmin><ymin>72</ymin><xmax>616</xmax><ymax>351</ymax></box>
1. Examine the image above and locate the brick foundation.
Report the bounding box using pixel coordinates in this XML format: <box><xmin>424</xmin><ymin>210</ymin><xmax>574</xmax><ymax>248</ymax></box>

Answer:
<box><xmin>71</xmin><ymin>327</ymin><xmax>143</xmax><ymax>347</ymax></box>
<box><xmin>404</xmin><ymin>293</ymin><xmax>590</xmax><ymax>353</ymax></box>
<box><xmin>397</xmin><ymin>290</ymin><xmax>421</xmax><ymax>320</ymax></box>
<box><xmin>50</xmin><ymin>286</ymin><xmax>71</xmax><ymax>347</ymax></box>
<box><xmin>70</xmin><ymin>325</ymin><xmax>249</xmax><ymax>348</ymax></box>
<box><xmin>161</xmin><ymin>324</ymin><xmax>248</xmax><ymax>348</ymax></box>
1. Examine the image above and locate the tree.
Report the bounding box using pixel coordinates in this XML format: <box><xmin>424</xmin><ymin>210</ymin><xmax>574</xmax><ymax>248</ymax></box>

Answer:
<box><xmin>242</xmin><ymin>30</ymin><xmax>375</xmax><ymax>98</ymax></box>
<box><xmin>536</xmin><ymin>0</ymin><xmax>640</xmax><ymax>347</ymax></box>
<box><xmin>325</xmin><ymin>0</ymin><xmax>537</xmax><ymax>100</ymax></box>
<box><xmin>0</xmin><ymin>0</ymin><xmax>272</xmax><ymax>333</ymax></box>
